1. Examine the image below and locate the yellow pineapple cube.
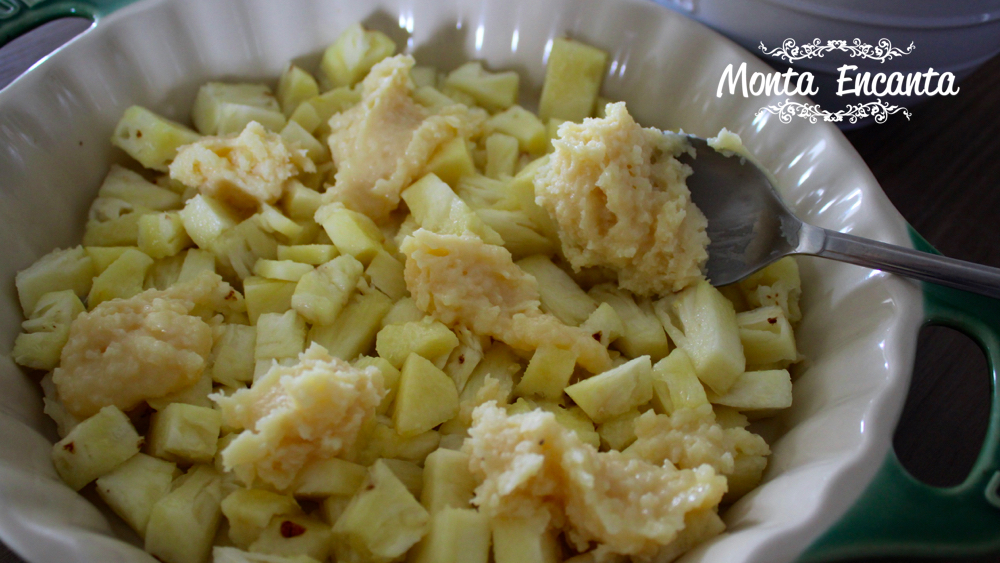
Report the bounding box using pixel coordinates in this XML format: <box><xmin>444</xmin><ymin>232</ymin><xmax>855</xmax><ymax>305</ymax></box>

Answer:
<box><xmin>564</xmin><ymin>356</ymin><xmax>652</xmax><ymax>423</ymax></box>
<box><xmin>589</xmin><ymin>284</ymin><xmax>670</xmax><ymax>361</ymax></box>
<box><xmin>52</xmin><ymin>405</ymin><xmax>142</xmax><ymax>490</ymax></box>
<box><xmin>308</xmin><ymin>289</ymin><xmax>393</xmax><ymax>360</ymax></box>
<box><xmin>259</xmin><ymin>203</ymin><xmax>305</xmax><ymax>240</ymax></box>
<box><xmin>15</xmin><ymin>245</ymin><xmax>95</xmax><ymax>315</ymax></box>
<box><xmin>281</xmin><ymin>120</ymin><xmax>327</xmax><ymax>164</ymax></box>
<box><xmin>87</xmin><ymin>248</ymin><xmax>154</xmax><ymax>307</ymax></box>
<box><xmin>250</xmin><ymin>514</ymin><xmax>331</xmax><ymax>561</ymax></box>
<box><xmin>443</xmin><ymin>327</ymin><xmax>484</xmax><ymax>393</ymax></box>
<box><xmin>179</xmin><ymin>194</ymin><xmax>241</xmax><ymax>250</ymax></box>
<box><xmin>400</xmin><ymin>173</ymin><xmax>503</xmax><ymax>245</ymax></box>
<box><xmin>277</xmin><ymin>64</ymin><xmax>320</xmax><ymax>117</ymax></box>
<box><xmin>146</xmin><ymin>373</ymin><xmax>213</xmax><ymax>411</ymax></box>
<box><xmin>213</xmin><ymin>547</ymin><xmax>318</xmax><ymax>563</ymax></box>
<box><xmin>83</xmin><ymin>198</ymin><xmax>149</xmax><ymax>247</ymax></box>
<box><xmin>138</xmin><ymin>211</ymin><xmax>193</xmax><ymax>258</ymax></box>
<box><xmin>145</xmin><ymin>465</ymin><xmax>224</xmax><ymax>563</ymax></box>
<box><xmin>507</xmin><ymin>156</ymin><xmax>558</xmax><ymax>240</ymax></box>
<box><xmin>738</xmin><ymin>256</ymin><xmax>802</xmax><ymax>323</ymax></box>
<box><xmin>514</xmin><ymin>345</ymin><xmax>578</xmax><ymax>401</ymax></box>
<box><xmin>178</xmin><ymin>248</ymin><xmax>217</xmax><ymax>282</ymax></box>
<box><xmin>243</xmin><ymin>276</ymin><xmax>297</xmax><ymax>324</ymax></box>
<box><xmin>293</xmin><ymin>457</ymin><xmax>368</xmax><ymax>498</ymax></box>
<box><xmin>255</xmin><ymin>310</ymin><xmax>307</xmax><ymax>360</ymax></box>
<box><xmin>381</xmin><ymin>297</ymin><xmax>425</xmax><ymax>328</ymax></box>
<box><xmin>596</xmin><ymin>409</ymin><xmax>640</xmax><ymax>451</ymax></box>
<box><xmin>321</xmin><ymin>23</ymin><xmax>397</xmax><ymax>88</ymax></box>
<box><xmin>654</xmin><ymin>280</ymin><xmax>745</xmax><ymax>394</ymax></box>
<box><xmin>366</xmin><ymin>250</ymin><xmax>407</xmax><ymax>301</ymax></box>
<box><xmin>492</xmin><ymin>514</ymin><xmax>560</xmax><ymax>563</ymax></box>
<box><xmin>85</xmin><ymin>246</ymin><xmax>135</xmax><ymax>274</ymax></box>
<box><xmin>277</xmin><ymin>244</ymin><xmax>338</xmax><ymax>265</ymax></box>
<box><xmin>253</xmin><ymin>259</ymin><xmax>314</xmax><ymax>282</ymax></box>
<box><xmin>444</xmin><ymin>62</ymin><xmax>519</xmax><ymax>112</ymax></box>
<box><xmin>424</xmin><ymin>137</ymin><xmax>476</xmax><ymax>187</ymax></box>
<box><xmin>211</xmin><ymin>324</ymin><xmax>257</xmax><ymax>387</ymax></box>
<box><xmin>539</xmin><ymin>38</ymin><xmax>608</xmax><ymax>122</ymax></box>
<box><xmin>508</xmin><ymin>398</ymin><xmax>599</xmax><ymax>448</ymax></box>
<box><xmin>354</xmin><ymin>355</ymin><xmax>401</xmax><ymax>415</ymax></box>
<box><xmin>144</xmin><ymin>253</ymin><xmax>185</xmax><ymax>290</ymax></box>
<box><xmin>420</xmin><ymin>449</ymin><xmax>476</xmax><ymax>513</ymax></box>
<box><xmin>410</xmin><ymin>508</ymin><xmax>491</xmax><ymax>563</ymax></box>
<box><xmin>706</xmin><ymin>369</ymin><xmax>793</xmax><ymax>410</ymax></box>
<box><xmin>485</xmin><ymin>132</ymin><xmax>519</xmax><ymax>179</ymax></box>
<box><xmin>413</xmin><ymin>85</ymin><xmax>465</xmax><ymax>111</ymax></box>
<box><xmin>192</xmin><ymin>82</ymin><xmax>285</xmax><ymax>135</ymax></box>
<box><xmin>321</xmin><ymin>495</ymin><xmax>352</xmax><ymax>527</ymax></box>
<box><xmin>146</xmin><ymin>403</ymin><xmax>222</xmax><ymax>464</ymax></box>
<box><xmin>112</xmin><ymin>106</ymin><xmax>200</xmax><ymax>172</ymax></box>
<box><xmin>303</xmin><ymin>87</ymin><xmax>362</xmax><ymax>139</ymax></box>
<box><xmin>291</xmin><ymin>255</ymin><xmax>363</xmax><ymax>325</ymax></box>
<box><xmin>211</xmin><ymin>215</ymin><xmax>279</xmax><ymax>280</ymax></box>
<box><xmin>315</xmin><ymin>202</ymin><xmax>384</xmax><ymax>264</ymax></box>
<box><xmin>737</xmin><ymin>306</ymin><xmax>798</xmax><ymax>367</ymax></box>
<box><xmin>361</xmin><ymin>424</ymin><xmax>440</xmax><ymax>466</ymax></box>
<box><xmin>476</xmin><ymin>209</ymin><xmax>557</xmax><ymax>259</ymax></box>
<box><xmin>332</xmin><ymin>460</ymin><xmax>429</xmax><ymax>563</ymax></box>
<box><xmin>281</xmin><ymin>182</ymin><xmax>324</xmax><ymax>221</ymax></box>
<box><xmin>393</xmin><ymin>353</ymin><xmax>459</xmax><ymax>437</ymax></box>
<box><xmin>579</xmin><ymin>302</ymin><xmax>624</xmax><ymax>348</ymax></box>
<box><xmin>517</xmin><ymin>255</ymin><xmax>597</xmax><ymax>326</ymax></box>
<box><xmin>289</xmin><ymin>100</ymin><xmax>322</xmax><ymax>134</ymax></box>
<box><xmin>455</xmin><ymin>173</ymin><xmax>515</xmax><ymax>210</ymax></box>
<box><xmin>381</xmin><ymin>458</ymin><xmax>424</xmax><ymax>499</ymax></box>
<box><xmin>376</xmin><ymin>319</ymin><xmax>459</xmax><ymax>369</ymax></box>
<box><xmin>221</xmin><ymin>489</ymin><xmax>301</xmax><ymax>549</ymax></box>
<box><xmin>410</xmin><ymin>66</ymin><xmax>436</xmax><ymax>88</ymax></box>
<box><xmin>650</xmin><ymin>348</ymin><xmax>707</xmax><ymax>414</ymax></box>
<box><xmin>12</xmin><ymin>289</ymin><xmax>85</xmax><ymax>371</ymax></box>
<box><xmin>439</xmin><ymin>84</ymin><xmax>477</xmax><ymax>107</ymax></box>
<box><xmin>95</xmin><ymin>453</ymin><xmax>179</xmax><ymax>538</ymax></box>
<box><xmin>99</xmin><ymin>165</ymin><xmax>183</xmax><ymax>210</ymax></box>
<box><xmin>486</xmin><ymin>106</ymin><xmax>546</xmax><ymax>155</ymax></box>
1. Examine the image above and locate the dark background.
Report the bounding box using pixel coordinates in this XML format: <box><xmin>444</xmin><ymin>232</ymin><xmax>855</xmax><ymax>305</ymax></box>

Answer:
<box><xmin>1</xmin><ymin>17</ymin><xmax>997</xmax><ymax>563</ymax></box>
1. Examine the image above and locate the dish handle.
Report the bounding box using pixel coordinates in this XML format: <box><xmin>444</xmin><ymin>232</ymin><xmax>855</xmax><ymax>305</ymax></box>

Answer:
<box><xmin>0</xmin><ymin>0</ymin><xmax>139</xmax><ymax>47</ymax></box>
<box><xmin>800</xmin><ymin>227</ymin><xmax>1000</xmax><ymax>562</ymax></box>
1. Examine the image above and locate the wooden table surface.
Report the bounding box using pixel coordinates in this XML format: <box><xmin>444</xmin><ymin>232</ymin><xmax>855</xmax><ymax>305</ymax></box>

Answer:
<box><xmin>1</xmin><ymin>17</ymin><xmax>997</xmax><ymax>563</ymax></box>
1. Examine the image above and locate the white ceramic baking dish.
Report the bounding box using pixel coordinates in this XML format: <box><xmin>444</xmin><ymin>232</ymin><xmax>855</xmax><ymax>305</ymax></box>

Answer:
<box><xmin>0</xmin><ymin>1</ymin><xmax>997</xmax><ymax>562</ymax></box>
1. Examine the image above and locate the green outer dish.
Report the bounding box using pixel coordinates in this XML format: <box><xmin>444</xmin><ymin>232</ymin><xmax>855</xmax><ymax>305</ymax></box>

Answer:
<box><xmin>801</xmin><ymin>227</ymin><xmax>1000</xmax><ymax>562</ymax></box>
<box><xmin>3</xmin><ymin>1</ymin><xmax>998</xmax><ymax>561</ymax></box>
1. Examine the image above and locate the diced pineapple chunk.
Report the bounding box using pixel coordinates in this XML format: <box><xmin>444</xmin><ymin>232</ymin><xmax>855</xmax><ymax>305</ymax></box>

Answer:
<box><xmin>413</xmin><ymin>85</ymin><xmax>463</xmax><ymax>112</ymax></box>
<box><xmin>277</xmin><ymin>65</ymin><xmax>320</xmax><ymax>117</ymax></box>
<box><xmin>259</xmin><ymin>203</ymin><xmax>306</xmax><ymax>239</ymax></box>
<box><xmin>381</xmin><ymin>297</ymin><xmax>425</xmax><ymax>328</ymax></box>
<box><xmin>86</xmin><ymin>246</ymin><xmax>135</xmax><ymax>274</ymax></box>
<box><xmin>52</xmin><ymin>405</ymin><xmax>142</xmax><ymax>491</ymax></box>
<box><xmin>112</xmin><ymin>106</ymin><xmax>200</xmax><ymax>172</ymax></box>
<box><xmin>376</xmin><ymin>319</ymin><xmax>459</xmax><ymax>369</ymax></box>
<box><xmin>281</xmin><ymin>120</ymin><xmax>327</xmax><ymax>164</ymax></box>
<box><xmin>147</xmin><ymin>403</ymin><xmax>222</xmax><ymax>464</ymax></box>
<box><xmin>366</xmin><ymin>250</ymin><xmax>407</xmax><ymax>301</ymax></box>
<box><xmin>293</xmin><ymin>457</ymin><xmax>368</xmax><ymax>498</ymax></box>
<box><xmin>381</xmin><ymin>458</ymin><xmax>424</xmax><ymax>499</ymax></box>
<box><xmin>222</xmin><ymin>489</ymin><xmax>302</xmax><ymax>549</ymax></box>
<box><xmin>308</xmin><ymin>289</ymin><xmax>393</xmax><ymax>360</ymax></box>
<box><xmin>291</xmin><ymin>254</ymin><xmax>363</xmax><ymax>325</ymax></box>
<box><xmin>652</xmin><ymin>350</ymin><xmax>706</xmax><ymax>415</ymax></box>
<box><xmin>411</xmin><ymin>66</ymin><xmax>436</xmax><ymax>88</ymax></box>
<box><xmin>84</xmin><ymin>197</ymin><xmax>149</xmax><ymax>247</ymax></box>
<box><xmin>321</xmin><ymin>23</ymin><xmax>397</xmax><ymax>88</ymax></box>
<box><xmin>15</xmin><ymin>245</ymin><xmax>95</xmax><ymax>315</ymax></box>
<box><xmin>315</xmin><ymin>202</ymin><xmax>384</xmax><ymax>264</ymax></box>
<box><xmin>355</xmin><ymin>355</ymin><xmax>401</xmax><ymax>415</ymax></box>
<box><xmin>514</xmin><ymin>345</ymin><xmax>578</xmax><ymax>401</ymax></box>
<box><xmin>302</xmin><ymin>87</ymin><xmax>362</xmax><ymax>139</ymax></box>
<box><xmin>579</xmin><ymin>302</ymin><xmax>624</xmax><ymax>348</ymax></box>
<box><xmin>517</xmin><ymin>255</ymin><xmax>597</xmax><ymax>326</ymax></box>
<box><xmin>737</xmin><ymin>306</ymin><xmax>798</xmax><ymax>367</ymax></box>
<box><xmin>99</xmin><ymin>165</ymin><xmax>183</xmax><ymax>210</ymax></box>
<box><xmin>281</xmin><ymin>182</ymin><xmax>324</xmax><ymax>221</ymax></box>
<box><xmin>144</xmin><ymin>253</ymin><xmax>184</xmax><ymax>290</ymax></box>
<box><xmin>179</xmin><ymin>194</ymin><xmax>241</xmax><ymax>250</ymax></box>
<box><xmin>400</xmin><ymin>173</ymin><xmax>503</xmax><ymax>245</ymax></box>
<box><xmin>289</xmin><ymin>101</ymin><xmax>322</xmax><ymax>134</ymax></box>
<box><xmin>476</xmin><ymin>209</ymin><xmax>557</xmax><ymax>259</ymax></box>
<box><xmin>250</xmin><ymin>514</ymin><xmax>331</xmax><ymax>562</ymax></box>
<box><xmin>179</xmin><ymin>248</ymin><xmax>217</xmax><ymax>283</ymax></box>
<box><xmin>254</xmin><ymin>259</ymin><xmax>314</xmax><ymax>282</ymax></box>
<box><xmin>145</xmin><ymin>466</ymin><xmax>224</xmax><ymax>563</ymax></box>
<box><xmin>87</xmin><ymin>248</ymin><xmax>154</xmax><ymax>308</ymax></box>
<box><xmin>213</xmin><ymin>547</ymin><xmax>318</xmax><ymax>563</ymax></box>
<box><xmin>192</xmin><ymin>83</ymin><xmax>285</xmax><ymax>135</ymax></box>
<box><xmin>420</xmin><ymin>449</ymin><xmax>476</xmax><ymax>513</ymax></box>
<box><xmin>206</xmin><ymin>323</ymin><xmax>256</xmax><ymax>388</ymax></box>
<box><xmin>589</xmin><ymin>284</ymin><xmax>670</xmax><ymax>361</ymax></box>
<box><xmin>738</xmin><ymin>256</ymin><xmax>802</xmax><ymax>323</ymax></box>
<box><xmin>211</xmin><ymin>215</ymin><xmax>279</xmax><ymax>280</ymax></box>
<box><xmin>321</xmin><ymin>495</ymin><xmax>352</xmax><ymax>527</ymax></box>
<box><xmin>597</xmin><ymin>409</ymin><xmax>640</xmax><ymax>451</ymax></box>
<box><xmin>332</xmin><ymin>460</ymin><xmax>429</xmax><ymax>563</ymax></box>
<box><xmin>564</xmin><ymin>356</ymin><xmax>652</xmax><ymax>423</ymax></box>
<box><xmin>654</xmin><ymin>280</ymin><xmax>745</xmax><ymax>394</ymax></box>
<box><xmin>95</xmin><ymin>453</ymin><xmax>179</xmax><ymax>538</ymax></box>
<box><xmin>12</xmin><ymin>289</ymin><xmax>85</xmax><ymax>371</ymax></box>
<box><xmin>424</xmin><ymin>137</ymin><xmax>476</xmax><ymax>187</ymax></box>
<box><xmin>485</xmin><ymin>133</ymin><xmax>519</xmax><ymax>179</ymax></box>
<box><xmin>277</xmin><ymin>244</ymin><xmax>338</xmax><ymax>265</ymax></box>
<box><xmin>508</xmin><ymin>398</ymin><xmax>600</xmax><ymax>449</ymax></box>
<box><xmin>255</xmin><ymin>310</ymin><xmax>307</xmax><ymax>361</ymax></box>
<box><xmin>507</xmin><ymin>156</ymin><xmax>558</xmax><ymax>241</ymax></box>
<box><xmin>492</xmin><ymin>514</ymin><xmax>560</xmax><ymax>563</ymax></box>
<box><xmin>443</xmin><ymin>327</ymin><xmax>484</xmax><ymax>393</ymax></box>
<box><xmin>393</xmin><ymin>353</ymin><xmax>460</xmax><ymax>437</ymax></box>
<box><xmin>410</xmin><ymin>508</ymin><xmax>491</xmax><ymax>563</ymax></box>
<box><xmin>486</xmin><ymin>106</ymin><xmax>546</xmax><ymax>155</ymax></box>
<box><xmin>138</xmin><ymin>211</ymin><xmax>193</xmax><ymax>258</ymax></box>
<box><xmin>146</xmin><ymin>373</ymin><xmax>213</xmax><ymax>411</ymax></box>
<box><xmin>360</xmin><ymin>424</ymin><xmax>440</xmax><ymax>465</ymax></box>
<box><xmin>244</xmin><ymin>276</ymin><xmax>297</xmax><ymax>324</ymax></box>
<box><xmin>706</xmin><ymin>369</ymin><xmax>793</xmax><ymax>410</ymax></box>
<box><xmin>444</xmin><ymin>62</ymin><xmax>519</xmax><ymax>112</ymax></box>
<box><xmin>539</xmin><ymin>38</ymin><xmax>609</xmax><ymax>122</ymax></box>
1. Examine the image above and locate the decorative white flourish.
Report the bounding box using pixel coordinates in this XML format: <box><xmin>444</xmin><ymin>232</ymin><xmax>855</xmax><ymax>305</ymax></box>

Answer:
<box><xmin>759</xmin><ymin>38</ymin><xmax>915</xmax><ymax>64</ymax></box>
<box><xmin>756</xmin><ymin>99</ymin><xmax>912</xmax><ymax>124</ymax></box>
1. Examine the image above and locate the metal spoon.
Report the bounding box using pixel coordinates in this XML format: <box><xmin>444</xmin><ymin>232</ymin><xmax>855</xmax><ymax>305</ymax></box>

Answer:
<box><xmin>683</xmin><ymin>136</ymin><xmax>1000</xmax><ymax>298</ymax></box>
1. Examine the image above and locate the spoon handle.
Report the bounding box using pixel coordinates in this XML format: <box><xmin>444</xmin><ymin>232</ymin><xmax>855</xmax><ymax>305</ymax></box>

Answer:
<box><xmin>799</xmin><ymin>224</ymin><xmax>1000</xmax><ymax>299</ymax></box>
